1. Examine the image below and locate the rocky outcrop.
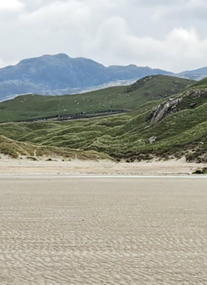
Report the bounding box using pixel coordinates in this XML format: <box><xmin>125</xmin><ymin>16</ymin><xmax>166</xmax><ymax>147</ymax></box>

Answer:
<box><xmin>183</xmin><ymin>88</ymin><xmax>207</xmax><ymax>99</ymax></box>
<box><xmin>148</xmin><ymin>88</ymin><xmax>207</xmax><ymax>124</ymax></box>
<box><xmin>149</xmin><ymin>97</ymin><xmax>182</xmax><ymax>124</ymax></box>
<box><xmin>148</xmin><ymin>136</ymin><xmax>157</xmax><ymax>144</ymax></box>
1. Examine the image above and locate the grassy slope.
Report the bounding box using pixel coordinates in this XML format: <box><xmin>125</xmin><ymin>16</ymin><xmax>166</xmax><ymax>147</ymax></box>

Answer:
<box><xmin>0</xmin><ymin>75</ymin><xmax>206</xmax><ymax>162</ymax></box>
<box><xmin>0</xmin><ymin>75</ymin><xmax>193</xmax><ymax>123</ymax></box>
<box><xmin>0</xmin><ymin>95</ymin><xmax>206</xmax><ymax>162</ymax></box>
<box><xmin>192</xmin><ymin>77</ymin><xmax>207</xmax><ymax>88</ymax></box>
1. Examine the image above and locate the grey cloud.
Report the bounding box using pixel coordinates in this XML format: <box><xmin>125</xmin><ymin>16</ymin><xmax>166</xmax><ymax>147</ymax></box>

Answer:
<box><xmin>0</xmin><ymin>0</ymin><xmax>207</xmax><ymax>72</ymax></box>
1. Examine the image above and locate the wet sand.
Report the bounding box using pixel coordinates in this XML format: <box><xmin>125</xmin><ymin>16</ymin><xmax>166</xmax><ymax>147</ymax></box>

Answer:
<box><xmin>0</xmin><ymin>177</ymin><xmax>207</xmax><ymax>284</ymax></box>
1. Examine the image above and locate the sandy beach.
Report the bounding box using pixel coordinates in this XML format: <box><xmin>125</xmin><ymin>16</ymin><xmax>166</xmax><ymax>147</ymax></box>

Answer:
<box><xmin>0</xmin><ymin>177</ymin><xmax>207</xmax><ymax>284</ymax></box>
<box><xmin>0</xmin><ymin>157</ymin><xmax>206</xmax><ymax>176</ymax></box>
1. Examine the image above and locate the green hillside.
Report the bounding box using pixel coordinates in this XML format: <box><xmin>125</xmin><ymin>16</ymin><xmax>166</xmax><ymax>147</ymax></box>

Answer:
<box><xmin>0</xmin><ymin>75</ymin><xmax>206</xmax><ymax>162</ymax></box>
<box><xmin>0</xmin><ymin>89</ymin><xmax>206</xmax><ymax>162</ymax></box>
<box><xmin>0</xmin><ymin>75</ymin><xmax>193</xmax><ymax>123</ymax></box>
<box><xmin>192</xmin><ymin>77</ymin><xmax>207</xmax><ymax>88</ymax></box>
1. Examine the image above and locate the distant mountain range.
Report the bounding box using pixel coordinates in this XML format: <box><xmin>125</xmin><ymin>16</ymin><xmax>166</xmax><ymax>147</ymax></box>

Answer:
<box><xmin>178</xmin><ymin>67</ymin><xmax>207</xmax><ymax>81</ymax></box>
<box><xmin>0</xmin><ymin>53</ymin><xmax>206</xmax><ymax>101</ymax></box>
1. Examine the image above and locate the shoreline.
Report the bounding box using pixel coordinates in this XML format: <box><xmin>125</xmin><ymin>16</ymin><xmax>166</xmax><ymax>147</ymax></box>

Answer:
<box><xmin>1</xmin><ymin>175</ymin><xmax>207</xmax><ymax>180</ymax></box>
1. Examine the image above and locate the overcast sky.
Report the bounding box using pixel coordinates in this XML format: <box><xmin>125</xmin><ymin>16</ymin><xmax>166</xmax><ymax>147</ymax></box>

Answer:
<box><xmin>0</xmin><ymin>0</ymin><xmax>207</xmax><ymax>72</ymax></box>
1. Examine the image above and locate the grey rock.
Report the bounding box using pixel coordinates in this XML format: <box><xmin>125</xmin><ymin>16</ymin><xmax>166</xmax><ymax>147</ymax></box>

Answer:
<box><xmin>150</xmin><ymin>97</ymin><xmax>182</xmax><ymax>124</ymax></box>
<box><xmin>149</xmin><ymin>88</ymin><xmax>207</xmax><ymax>124</ymax></box>
<box><xmin>148</xmin><ymin>136</ymin><xmax>157</xmax><ymax>144</ymax></box>
<box><xmin>190</xmin><ymin>102</ymin><xmax>197</xmax><ymax>108</ymax></box>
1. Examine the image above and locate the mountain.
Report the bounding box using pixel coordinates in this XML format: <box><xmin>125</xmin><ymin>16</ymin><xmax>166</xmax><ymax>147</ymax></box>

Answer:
<box><xmin>0</xmin><ymin>54</ymin><xmax>173</xmax><ymax>101</ymax></box>
<box><xmin>0</xmin><ymin>75</ymin><xmax>206</xmax><ymax>163</ymax></box>
<box><xmin>178</xmin><ymin>67</ymin><xmax>207</xmax><ymax>80</ymax></box>
<box><xmin>0</xmin><ymin>75</ymin><xmax>193</xmax><ymax>123</ymax></box>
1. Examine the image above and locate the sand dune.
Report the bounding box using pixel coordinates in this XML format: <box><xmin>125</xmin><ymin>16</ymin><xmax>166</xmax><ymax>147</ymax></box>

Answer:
<box><xmin>0</xmin><ymin>177</ymin><xmax>207</xmax><ymax>284</ymax></box>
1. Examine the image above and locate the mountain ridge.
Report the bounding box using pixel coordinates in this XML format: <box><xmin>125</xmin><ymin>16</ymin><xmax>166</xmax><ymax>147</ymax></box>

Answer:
<box><xmin>0</xmin><ymin>54</ymin><xmax>173</xmax><ymax>101</ymax></box>
<box><xmin>0</xmin><ymin>53</ymin><xmax>207</xmax><ymax>101</ymax></box>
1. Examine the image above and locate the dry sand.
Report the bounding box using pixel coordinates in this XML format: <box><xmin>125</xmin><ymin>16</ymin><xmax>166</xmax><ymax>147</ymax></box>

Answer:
<box><xmin>0</xmin><ymin>157</ymin><xmax>206</xmax><ymax>176</ymax></box>
<box><xmin>0</xmin><ymin>177</ymin><xmax>207</xmax><ymax>284</ymax></box>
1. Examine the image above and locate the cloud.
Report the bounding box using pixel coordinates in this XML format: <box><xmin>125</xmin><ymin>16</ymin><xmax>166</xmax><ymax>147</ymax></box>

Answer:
<box><xmin>0</xmin><ymin>0</ymin><xmax>207</xmax><ymax>72</ymax></box>
<box><xmin>0</xmin><ymin>58</ymin><xmax>5</xmax><ymax>67</ymax></box>
<box><xmin>19</xmin><ymin>1</ymin><xmax>91</xmax><ymax>27</ymax></box>
<box><xmin>0</xmin><ymin>0</ymin><xmax>24</xmax><ymax>12</ymax></box>
<box><xmin>85</xmin><ymin>20</ymin><xmax>207</xmax><ymax>72</ymax></box>
<box><xmin>0</xmin><ymin>57</ymin><xmax>15</xmax><ymax>68</ymax></box>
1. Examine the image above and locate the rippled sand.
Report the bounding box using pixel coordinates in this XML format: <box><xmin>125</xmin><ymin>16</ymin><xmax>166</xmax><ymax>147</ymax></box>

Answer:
<box><xmin>0</xmin><ymin>177</ymin><xmax>207</xmax><ymax>284</ymax></box>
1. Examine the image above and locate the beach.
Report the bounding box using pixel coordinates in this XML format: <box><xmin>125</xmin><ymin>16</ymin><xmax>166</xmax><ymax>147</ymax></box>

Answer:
<box><xmin>0</xmin><ymin>157</ymin><xmax>206</xmax><ymax>176</ymax></box>
<box><xmin>0</xmin><ymin>176</ymin><xmax>207</xmax><ymax>284</ymax></box>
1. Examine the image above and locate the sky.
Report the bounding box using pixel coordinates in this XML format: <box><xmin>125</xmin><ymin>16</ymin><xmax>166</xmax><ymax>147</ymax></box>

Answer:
<box><xmin>0</xmin><ymin>0</ymin><xmax>207</xmax><ymax>72</ymax></box>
